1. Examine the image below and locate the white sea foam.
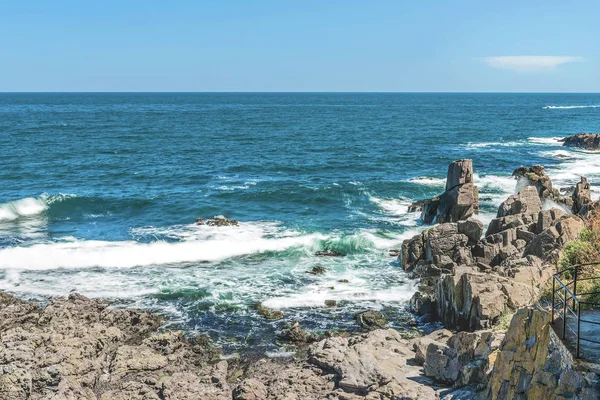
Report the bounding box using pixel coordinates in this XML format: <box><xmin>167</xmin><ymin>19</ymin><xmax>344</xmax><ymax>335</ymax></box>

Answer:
<box><xmin>528</xmin><ymin>137</ymin><xmax>563</xmax><ymax>145</ymax></box>
<box><xmin>369</xmin><ymin>196</ymin><xmax>411</xmax><ymax>216</ymax></box>
<box><xmin>405</xmin><ymin>177</ymin><xmax>446</xmax><ymax>186</ymax></box>
<box><xmin>0</xmin><ymin>197</ymin><xmax>48</xmax><ymax>222</ymax></box>
<box><xmin>544</xmin><ymin>105</ymin><xmax>600</xmax><ymax>109</ymax></box>
<box><xmin>0</xmin><ymin>232</ymin><xmax>321</xmax><ymax>270</ymax></box>
<box><xmin>465</xmin><ymin>141</ymin><xmax>523</xmax><ymax>149</ymax></box>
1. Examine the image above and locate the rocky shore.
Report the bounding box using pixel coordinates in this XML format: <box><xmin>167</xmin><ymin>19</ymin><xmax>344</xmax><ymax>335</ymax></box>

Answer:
<box><xmin>2</xmin><ymin>160</ymin><xmax>600</xmax><ymax>399</ymax></box>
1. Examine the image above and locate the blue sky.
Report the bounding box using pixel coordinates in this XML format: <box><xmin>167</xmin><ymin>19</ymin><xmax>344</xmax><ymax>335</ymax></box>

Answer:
<box><xmin>1</xmin><ymin>0</ymin><xmax>598</xmax><ymax>92</ymax></box>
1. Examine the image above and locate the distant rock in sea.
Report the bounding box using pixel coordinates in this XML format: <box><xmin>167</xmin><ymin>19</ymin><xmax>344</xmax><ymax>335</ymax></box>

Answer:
<box><xmin>560</xmin><ymin>133</ymin><xmax>600</xmax><ymax>150</ymax></box>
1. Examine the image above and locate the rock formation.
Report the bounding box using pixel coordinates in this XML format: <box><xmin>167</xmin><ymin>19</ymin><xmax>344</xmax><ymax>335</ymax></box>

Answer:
<box><xmin>512</xmin><ymin>165</ymin><xmax>559</xmax><ymax>200</ymax></box>
<box><xmin>196</xmin><ymin>215</ymin><xmax>239</xmax><ymax>226</ymax></box>
<box><xmin>404</xmin><ymin>178</ymin><xmax>584</xmax><ymax>331</ymax></box>
<box><xmin>572</xmin><ymin>176</ymin><xmax>592</xmax><ymax>214</ymax></box>
<box><xmin>485</xmin><ymin>308</ymin><xmax>600</xmax><ymax>399</ymax></box>
<box><xmin>419</xmin><ymin>159</ymin><xmax>479</xmax><ymax>224</ymax></box>
<box><xmin>561</xmin><ymin>133</ymin><xmax>600</xmax><ymax>150</ymax></box>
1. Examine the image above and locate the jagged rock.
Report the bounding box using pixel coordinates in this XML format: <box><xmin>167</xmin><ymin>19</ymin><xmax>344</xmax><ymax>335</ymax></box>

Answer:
<box><xmin>279</xmin><ymin>322</ymin><xmax>318</xmax><ymax>344</ymax></box>
<box><xmin>512</xmin><ymin>165</ymin><xmax>559</xmax><ymax>200</ymax></box>
<box><xmin>0</xmin><ymin>292</ymin><xmax>229</xmax><ymax>400</ymax></box>
<box><xmin>457</xmin><ymin>218</ymin><xmax>484</xmax><ymax>243</ymax></box>
<box><xmin>408</xmin><ymin>199</ymin><xmax>426</xmax><ymax>213</ymax></box>
<box><xmin>560</xmin><ymin>133</ymin><xmax>600</xmax><ymax>150</ymax></box>
<box><xmin>400</xmin><ymin>232</ymin><xmax>425</xmax><ymax>270</ymax></box>
<box><xmin>572</xmin><ymin>176</ymin><xmax>592</xmax><ymax>214</ymax></box>
<box><xmin>524</xmin><ymin>215</ymin><xmax>584</xmax><ymax>261</ymax></box>
<box><xmin>412</xmin><ymin>329</ymin><xmax>453</xmax><ymax>366</ymax></box>
<box><xmin>423</xmin><ymin>330</ymin><xmax>504</xmax><ymax>387</ymax></box>
<box><xmin>196</xmin><ymin>215</ymin><xmax>239</xmax><ymax>226</ymax></box>
<box><xmin>309</xmin><ymin>329</ymin><xmax>437</xmax><ymax>398</ymax></box>
<box><xmin>354</xmin><ymin>310</ymin><xmax>387</xmax><ymax>330</ymax></box>
<box><xmin>419</xmin><ymin>160</ymin><xmax>479</xmax><ymax>224</ymax></box>
<box><xmin>496</xmin><ymin>186</ymin><xmax>542</xmax><ymax>218</ymax></box>
<box><xmin>485</xmin><ymin>308</ymin><xmax>600</xmax><ymax>399</ymax></box>
<box><xmin>254</xmin><ymin>303</ymin><xmax>284</xmax><ymax>320</ymax></box>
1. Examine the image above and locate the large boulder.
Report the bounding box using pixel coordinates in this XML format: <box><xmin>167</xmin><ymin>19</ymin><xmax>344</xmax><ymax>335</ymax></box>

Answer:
<box><xmin>524</xmin><ymin>215</ymin><xmax>584</xmax><ymax>261</ymax></box>
<box><xmin>485</xmin><ymin>308</ymin><xmax>600</xmax><ymax>399</ymax></box>
<box><xmin>496</xmin><ymin>186</ymin><xmax>542</xmax><ymax>219</ymax></box>
<box><xmin>560</xmin><ymin>133</ymin><xmax>600</xmax><ymax>150</ymax></box>
<box><xmin>419</xmin><ymin>160</ymin><xmax>479</xmax><ymax>224</ymax></box>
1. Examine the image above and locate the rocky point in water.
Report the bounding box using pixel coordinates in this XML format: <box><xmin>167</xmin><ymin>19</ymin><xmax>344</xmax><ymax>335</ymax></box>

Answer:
<box><xmin>560</xmin><ymin>133</ymin><xmax>600</xmax><ymax>150</ymax></box>
<box><xmin>412</xmin><ymin>159</ymin><xmax>479</xmax><ymax>224</ymax></box>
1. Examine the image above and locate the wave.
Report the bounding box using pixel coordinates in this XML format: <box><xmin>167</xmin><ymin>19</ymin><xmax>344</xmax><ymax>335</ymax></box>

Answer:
<box><xmin>465</xmin><ymin>141</ymin><xmax>523</xmax><ymax>149</ymax></box>
<box><xmin>528</xmin><ymin>137</ymin><xmax>563</xmax><ymax>145</ymax></box>
<box><xmin>0</xmin><ymin>197</ymin><xmax>48</xmax><ymax>222</ymax></box>
<box><xmin>405</xmin><ymin>177</ymin><xmax>446</xmax><ymax>186</ymax></box>
<box><xmin>369</xmin><ymin>196</ymin><xmax>413</xmax><ymax>216</ymax></box>
<box><xmin>543</xmin><ymin>105</ymin><xmax>600</xmax><ymax>109</ymax></box>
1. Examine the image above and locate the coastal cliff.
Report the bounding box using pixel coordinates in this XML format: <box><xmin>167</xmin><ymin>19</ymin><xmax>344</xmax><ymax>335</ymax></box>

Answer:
<box><xmin>2</xmin><ymin>160</ymin><xmax>599</xmax><ymax>399</ymax></box>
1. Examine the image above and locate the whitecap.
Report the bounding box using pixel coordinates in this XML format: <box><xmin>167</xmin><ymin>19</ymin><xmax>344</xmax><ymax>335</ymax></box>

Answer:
<box><xmin>405</xmin><ymin>177</ymin><xmax>446</xmax><ymax>186</ymax></box>
<box><xmin>0</xmin><ymin>197</ymin><xmax>48</xmax><ymax>222</ymax></box>
<box><xmin>544</xmin><ymin>105</ymin><xmax>600</xmax><ymax>109</ymax></box>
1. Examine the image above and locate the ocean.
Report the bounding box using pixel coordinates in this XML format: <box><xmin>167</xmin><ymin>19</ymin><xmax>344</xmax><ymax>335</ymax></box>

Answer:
<box><xmin>1</xmin><ymin>92</ymin><xmax>599</xmax><ymax>353</ymax></box>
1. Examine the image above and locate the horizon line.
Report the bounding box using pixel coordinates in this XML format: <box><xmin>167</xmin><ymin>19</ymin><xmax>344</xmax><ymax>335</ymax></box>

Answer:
<box><xmin>1</xmin><ymin>91</ymin><xmax>600</xmax><ymax>94</ymax></box>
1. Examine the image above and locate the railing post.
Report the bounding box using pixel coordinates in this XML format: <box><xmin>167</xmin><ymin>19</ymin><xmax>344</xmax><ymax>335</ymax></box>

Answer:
<box><xmin>551</xmin><ymin>277</ymin><xmax>555</xmax><ymax>324</ymax></box>
<box><xmin>573</xmin><ymin>267</ymin><xmax>578</xmax><ymax>310</ymax></box>
<box><xmin>563</xmin><ymin>287</ymin><xmax>567</xmax><ymax>340</ymax></box>
<box><xmin>577</xmin><ymin>301</ymin><xmax>581</xmax><ymax>358</ymax></box>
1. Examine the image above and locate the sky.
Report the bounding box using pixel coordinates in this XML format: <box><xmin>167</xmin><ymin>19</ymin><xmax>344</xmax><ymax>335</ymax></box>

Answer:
<box><xmin>1</xmin><ymin>0</ymin><xmax>598</xmax><ymax>92</ymax></box>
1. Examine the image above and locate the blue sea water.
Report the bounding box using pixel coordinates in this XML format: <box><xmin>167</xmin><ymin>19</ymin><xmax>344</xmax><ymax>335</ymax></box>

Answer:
<box><xmin>0</xmin><ymin>93</ymin><xmax>599</xmax><ymax>351</ymax></box>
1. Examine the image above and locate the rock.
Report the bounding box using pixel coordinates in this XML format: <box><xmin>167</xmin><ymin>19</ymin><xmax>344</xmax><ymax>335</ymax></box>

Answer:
<box><xmin>457</xmin><ymin>218</ymin><xmax>484</xmax><ymax>243</ymax></box>
<box><xmin>324</xmin><ymin>300</ymin><xmax>337</xmax><ymax>307</ymax></box>
<box><xmin>485</xmin><ymin>308</ymin><xmax>600</xmax><ymax>399</ymax></box>
<box><xmin>572</xmin><ymin>176</ymin><xmax>592</xmax><ymax>214</ymax></box>
<box><xmin>424</xmin><ymin>223</ymin><xmax>470</xmax><ymax>266</ymax></box>
<box><xmin>418</xmin><ymin>160</ymin><xmax>479</xmax><ymax>224</ymax></box>
<box><xmin>388</xmin><ymin>249</ymin><xmax>400</xmax><ymax>257</ymax></box>
<box><xmin>196</xmin><ymin>215</ymin><xmax>239</xmax><ymax>226</ymax></box>
<box><xmin>512</xmin><ymin>165</ymin><xmax>558</xmax><ymax>200</ymax></box>
<box><xmin>309</xmin><ymin>329</ymin><xmax>437</xmax><ymax>398</ymax></box>
<box><xmin>337</xmin><ymin>279</ymin><xmax>349</xmax><ymax>283</ymax></box>
<box><xmin>306</xmin><ymin>265</ymin><xmax>326</xmax><ymax>275</ymax></box>
<box><xmin>233</xmin><ymin>378</ymin><xmax>268</xmax><ymax>400</ymax></box>
<box><xmin>496</xmin><ymin>186</ymin><xmax>542</xmax><ymax>218</ymax></box>
<box><xmin>408</xmin><ymin>199</ymin><xmax>426</xmax><ymax>213</ymax></box>
<box><xmin>279</xmin><ymin>322</ymin><xmax>317</xmax><ymax>343</ymax></box>
<box><xmin>315</xmin><ymin>250</ymin><xmax>345</xmax><ymax>257</ymax></box>
<box><xmin>560</xmin><ymin>133</ymin><xmax>600</xmax><ymax>150</ymax></box>
<box><xmin>412</xmin><ymin>329</ymin><xmax>453</xmax><ymax>366</ymax></box>
<box><xmin>423</xmin><ymin>330</ymin><xmax>504</xmax><ymax>386</ymax></box>
<box><xmin>353</xmin><ymin>310</ymin><xmax>387</xmax><ymax>330</ymax></box>
<box><xmin>254</xmin><ymin>303</ymin><xmax>284</xmax><ymax>320</ymax></box>
<box><xmin>0</xmin><ymin>292</ymin><xmax>227</xmax><ymax>400</ymax></box>
<box><xmin>524</xmin><ymin>215</ymin><xmax>584</xmax><ymax>261</ymax></box>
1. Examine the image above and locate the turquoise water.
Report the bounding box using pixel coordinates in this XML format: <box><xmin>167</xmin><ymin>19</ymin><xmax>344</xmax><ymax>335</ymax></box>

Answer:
<box><xmin>1</xmin><ymin>93</ymin><xmax>599</xmax><ymax>351</ymax></box>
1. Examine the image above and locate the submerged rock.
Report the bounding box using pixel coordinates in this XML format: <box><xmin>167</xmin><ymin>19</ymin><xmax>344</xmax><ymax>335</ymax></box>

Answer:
<box><xmin>560</xmin><ymin>133</ymin><xmax>600</xmax><ymax>150</ymax></box>
<box><xmin>315</xmin><ymin>250</ymin><xmax>345</xmax><ymax>257</ymax></box>
<box><xmin>254</xmin><ymin>303</ymin><xmax>284</xmax><ymax>320</ymax></box>
<box><xmin>306</xmin><ymin>265</ymin><xmax>326</xmax><ymax>275</ymax></box>
<box><xmin>196</xmin><ymin>215</ymin><xmax>239</xmax><ymax>226</ymax></box>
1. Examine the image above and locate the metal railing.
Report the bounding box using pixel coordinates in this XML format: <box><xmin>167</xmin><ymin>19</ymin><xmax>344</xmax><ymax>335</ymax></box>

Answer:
<box><xmin>551</xmin><ymin>262</ymin><xmax>600</xmax><ymax>359</ymax></box>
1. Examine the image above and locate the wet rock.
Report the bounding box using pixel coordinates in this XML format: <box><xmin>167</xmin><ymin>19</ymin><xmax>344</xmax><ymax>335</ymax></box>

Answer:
<box><xmin>337</xmin><ymin>279</ymin><xmax>349</xmax><ymax>283</ymax></box>
<box><xmin>324</xmin><ymin>300</ymin><xmax>337</xmax><ymax>307</ymax></box>
<box><xmin>315</xmin><ymin>250</ymin><xmax>345</xmax><ymax>257</ymax></box>
<box><xmin>408</xmin><ymin>199</ymin><xmax>426</xmax><ymax>213</ymax></box>
<box><xmin>560</xmin><ymin>133</ymin><xmax>600</xmax><ymax>150</ymax></box>
<box><xmin>196</xmin><ymin>215</ymin><xmax>239</xmax><ymax>226</ymax></box>
<box><xmin>279</xmin><ymin>322</ymin><xmax>317</xmax><ymax>344</ymax></box>
<box><xmin>306</xmin><ymin>265</ymin><xmax>326</xmax><ymax>275</ymax></box>
<box><xmin>254</xmin><ymin>303</ymin><xmax>284</xmax><ymax>320</ymax></box>
<box><xmin>353</xmin><ymin>310</ymin><xmax>387</xmax><ymax>330</ymax></box>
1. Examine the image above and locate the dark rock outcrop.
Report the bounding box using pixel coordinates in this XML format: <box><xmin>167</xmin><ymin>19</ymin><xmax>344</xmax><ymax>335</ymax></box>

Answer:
<box><xmin>572</xmin><ymin>176</ymin><xmax>592</xmax><ymax>214</ymax></box>
<box><xmin>560</xmin><ymin>133</ymin><xmax>600</xmax><ymax>150</ymax></box>
<box><xmin>196</xmin><ymin>215</ymin><xmax>239</xmax><ymax>226</ymax></box>
<box><xmin>354</xmin><ymin>310</ymin><xmax>387</xmax><ymax>330</ymax></box>
<box><xmin>512</xmin><ymin>165</ymin><xmax>559</xmax><ymax>200</ymax></box>
<box><xmin>419</xmin><ymin>159</ymin><xmax>479</xmax><ymax>224</ymax></box>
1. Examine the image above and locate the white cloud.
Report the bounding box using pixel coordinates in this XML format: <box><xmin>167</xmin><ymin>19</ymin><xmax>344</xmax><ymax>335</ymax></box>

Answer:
<box><xmin>483</xmin><ymin>56</ymin><xmax>584</xmax><ymax>72</ymax></box>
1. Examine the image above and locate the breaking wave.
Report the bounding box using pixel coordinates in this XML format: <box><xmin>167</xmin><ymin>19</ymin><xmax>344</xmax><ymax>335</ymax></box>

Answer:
<box><xmin>543</xmin><ymin>105</ymin><xmax>600</xmax><ymax>109</ymax></box>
